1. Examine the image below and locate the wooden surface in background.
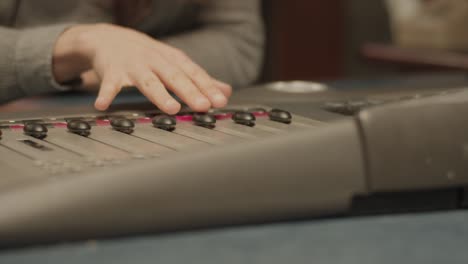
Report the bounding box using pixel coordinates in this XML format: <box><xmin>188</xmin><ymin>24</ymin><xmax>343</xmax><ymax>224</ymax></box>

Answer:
<box><xmin>263</xmin><ymin>0</ymin><xmax>345</xmax><ymax>81</ymax></box>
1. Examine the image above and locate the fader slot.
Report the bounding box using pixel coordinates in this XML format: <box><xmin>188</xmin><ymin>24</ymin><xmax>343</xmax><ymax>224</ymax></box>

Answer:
<box><xmin>291</xmin><ymin>115</ymin><xmax>324</xmax><ymax>127</ymax></box>
<box><xmin>1</xmin><ymin>130</ymin><xmax>85</xmax><ymax>175</ymax></box>
<box><xmin>46</xmin><ymin>129</ymin><xmax>130</xmax><ymax>160</ymax></box>
<box><xmin>1</xmin><ymin>130</ymin><xmax>81</xmax><ymax>162</ymax></box>
<box><xmin>175</xmin><ymin>123</ymin><xmax>242</xmax><ymax>145</ymax></box>
<box><xmin>214</xmin><ymin>120</ymin><xmax>273</xmax><ymax>139</ymax></box>
<box><xmin>89</xmin><ymin>126</ymin><xmax>175</xmax><ymax>158</ymax></box>
<box><xmin>0</xmin><ymin>144</ymin><xmax>47</xmax><ymax>181</ymax></box>
<box><xmin>133</xmin><ymin>124</ymin><xmax>208</xmax><ymax>151</ymax></box>
<box><xmin>0</xmin><ymin>144</ymin><xmax>35</xmax><ymax>169</ymax></box>
<box><xmin>255</xmin><ymin>118</ymin><xmax>305</xmax><ymax>133</ymax></box>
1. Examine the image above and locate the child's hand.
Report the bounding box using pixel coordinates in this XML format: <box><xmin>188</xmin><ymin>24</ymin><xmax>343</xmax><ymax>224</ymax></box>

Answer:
<box><xmin>53</xmin><ymin>23</ymin><xmax>232</xmax><ymax>114</ymax></box>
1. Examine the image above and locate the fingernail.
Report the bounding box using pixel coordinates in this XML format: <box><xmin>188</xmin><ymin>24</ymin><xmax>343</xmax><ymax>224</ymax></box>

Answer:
<box><xmin>95</xmin><ymin>97</ymin><xmax>108</xmax><ymax>110</ymax></box>
<box><xmin>195</xmin><ymin>97</ymin><xmax>210</xmax><ymax>109</ymax></box>
<box><xmin>165</xmin><ymin>99</ymin><xmax>180</xmax><ymax>113</ymax></box>
<box><xmin>213</xmin><ymin>93</ymin><xmax>227</xmax><ymax>106</ymax></box>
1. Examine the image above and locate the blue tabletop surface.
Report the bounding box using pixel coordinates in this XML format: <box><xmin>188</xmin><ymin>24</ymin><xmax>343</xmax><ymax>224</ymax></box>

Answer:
<box><xmin>1</xmin><ymin>211</ymin><xmax>467</xmax><ymax>264</ymax></box>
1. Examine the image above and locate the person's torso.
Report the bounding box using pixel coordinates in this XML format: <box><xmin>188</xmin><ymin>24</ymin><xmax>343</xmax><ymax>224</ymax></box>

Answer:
<box><xmin>0</xmin><ymin>0</ymin><xmax>202</xmax><ymax>37</ymax></box>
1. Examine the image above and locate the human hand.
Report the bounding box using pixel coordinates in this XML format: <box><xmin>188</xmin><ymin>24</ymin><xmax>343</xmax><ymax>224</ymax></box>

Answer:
<box><xmin>53</xmin><ymin>23</ymin><xmax>232</xmax><ymax>114</ymax></box>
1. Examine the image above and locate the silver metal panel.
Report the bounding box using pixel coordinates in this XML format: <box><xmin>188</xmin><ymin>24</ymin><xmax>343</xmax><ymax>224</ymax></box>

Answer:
<box><xmin>133</xmin><ymin>124</ymin><xmax>208</xmax><ymax>151</ymax></box>
<box><xmin>89</xmin><ymin>126</ymin><xmax>174</xmax><ymax>158</ymax></box>
<box><xmin>214</xmin><ymin>120</ymin><xmax>273</xmax><ymax>139</ymax></box>
<box><xmin>254</xmin><ymin>118</ymin><xmax>301</xmax><ymax>134</ymax></box>
<box><xmin>0</xmin><ymin>120</ymin><xmax>367</xmax><ymax>246</ymax></box>
<box><xmin>175</xmin><ymin>123</ymin><xmax>242</xmax><ymax>145</ymax></box>
<box><xmin>0</xmin><ymin>145</ymin><xmax>46</xmax><ymax>191</ymax></box>
<box><xmin>46</xmin><ymin>129</ymin><xmax>129</xmax><ymax>160</ymax></box>
<box><xmin>291</xmin><ymin>115</ymin><xmax>324</xmax><ymax>126</ymax></box>
<box><xmin>0</xmin><ymin>130</ymin><xmax>81</xmax><ymax>162</ymax></box>
<box><xmin>0</xmin><ymin>144</ymin><xmax>35</xmax><ymax>173</ymax></box>
<box><xmin>0</xmin><ymin>130</ymin><xmax>86</xmax><ymax>176</ymax></box>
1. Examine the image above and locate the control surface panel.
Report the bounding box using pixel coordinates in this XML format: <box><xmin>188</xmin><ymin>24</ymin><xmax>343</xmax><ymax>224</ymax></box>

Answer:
<box><xmin>0</xmin><ymin>80</ymin><xmax>467</xmax><ymax>247</ymax></box>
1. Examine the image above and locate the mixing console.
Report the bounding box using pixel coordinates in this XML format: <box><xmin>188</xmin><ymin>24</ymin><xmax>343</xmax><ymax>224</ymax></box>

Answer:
<box><xmin>0</xmin><ymin>80</ymin><xmax>467</xmax><ymax>247</ymax></box>
<box><xmin>0</xmin><ymin>107</ymin><xmax>317</xmax><ymax>181</ymax></box>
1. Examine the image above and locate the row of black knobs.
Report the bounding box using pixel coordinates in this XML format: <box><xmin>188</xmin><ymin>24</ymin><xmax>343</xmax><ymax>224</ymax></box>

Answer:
<box><xmin>18</xmin><ymin>109</ymin><xmax>292</xmax><ymax>139</ymax></box>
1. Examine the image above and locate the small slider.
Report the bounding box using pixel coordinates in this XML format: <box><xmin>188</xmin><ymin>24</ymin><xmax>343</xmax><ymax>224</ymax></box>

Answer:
<box><xmin>268</xmin><ymin>109</ymin><xmax>292</xmax><ymax>124</ymax></box>
<box><xmin>193</xmin><ymin>113</ymin><xmax>216</xmax><ymax>129</ymax></box>
<box><xmin>111</xmin><ymin>118</ymin><xmax>135</xmax><ymax>134</ymax></box>
<box><xmin>152</xmin><ymin>115</ymin><xmax>177</xmax><ymax>131</ymax></box>
<box><xmin>23</xmin><ymin>123</ymin><xmax>48</xmax><ymax>139</ymax></box>
<box><xmin>232</xmin><ymin>111</ymin><xmax>256</xmax><ymax>127</ymax></box>
<box><xmin>67</xmin><ymin>119</ymin><xmax>91</xmax><ymax>137</ymax></box>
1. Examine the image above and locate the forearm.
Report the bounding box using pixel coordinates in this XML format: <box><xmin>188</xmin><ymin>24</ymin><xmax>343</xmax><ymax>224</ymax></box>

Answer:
<box><xmin>0</xmin><ymin>24</ymin><xmax>77</xmax><ymax>104</ymax></box>
<box><xmin>0</xmin><ymin>27</ymin><xmax>22</xmax><ymax>103</ymax></box>
<box><xmin>162</xmin><ymin>0</ymin><xmax>265</xmax><ymax>88</ymax></box>
<box><xmin>163</xmin><ymin>27</ymin><xmax>264</xmax><ymax>88</ymax></box>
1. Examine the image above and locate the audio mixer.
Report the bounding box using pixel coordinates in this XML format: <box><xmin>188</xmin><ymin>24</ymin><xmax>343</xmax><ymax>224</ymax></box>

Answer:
<box><xmin>0</xmin><ymin>80</ymin><xmax>467</xmax><ymax>247</ymax></box>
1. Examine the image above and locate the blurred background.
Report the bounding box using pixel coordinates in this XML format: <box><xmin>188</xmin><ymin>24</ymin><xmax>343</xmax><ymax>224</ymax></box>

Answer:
<box><xmin>261</xmin><ymin>0</ymin><xmax>468</xmax><ymax>82</ymax></box>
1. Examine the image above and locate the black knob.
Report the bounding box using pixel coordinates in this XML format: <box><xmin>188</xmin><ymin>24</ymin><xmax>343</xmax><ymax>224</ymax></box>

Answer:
<box><xmin>152</xmin><ymin>115</ymin><xmax>176</xmax><ymax>131</ymax></box>
<box><xmin>324</xmin><ymin>100</ymin><xmax>369</xmax><ymax>116</ymax></box>
<box><xmin>111</xmin><ymin>118</ymin><xmax>135</xmax><ymax>134</ymax></box>
<box><xmin>67</xmin><ymin>119</ymin><xmax>91</xmax><ymax>137</ymax></box>
<box><xmin>268</xmin><ymin>109</ymin><xmax>292</xmax><ymax>124</ymax></box>
<box><xmin>323</xmin><ymin>101</ymin><xmax>346</xmax><ymax>113</ymax></box>
<box><xmin>232</xmin><ymin>111</ymin><xmax>256</xmax><ymax>127</ymax></box>
<box><xmin>193</xmin><ymin>113</ymin><xmax>216</xmax><ymax>128</ymax></box>
<box><xmin>23</xmin><ymin>123</ymin><xmax>48</xmax><ymax>139</ymax></box>
<box><xmin>345</xmin><ymin>100</ymin><xmax>369</xmax><ymax>115</ymax></box>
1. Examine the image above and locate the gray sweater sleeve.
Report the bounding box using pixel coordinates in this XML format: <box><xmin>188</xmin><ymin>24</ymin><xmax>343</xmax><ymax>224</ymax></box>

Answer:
<box><xmin>162</xmin><ymin>0</ymin><xmax>265</xmax><ymax>88</ymax></box>
<box><xmin>0</xmin><ymin>23</ymin><xmax>74</xmax><ymax>104</ymax></box>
